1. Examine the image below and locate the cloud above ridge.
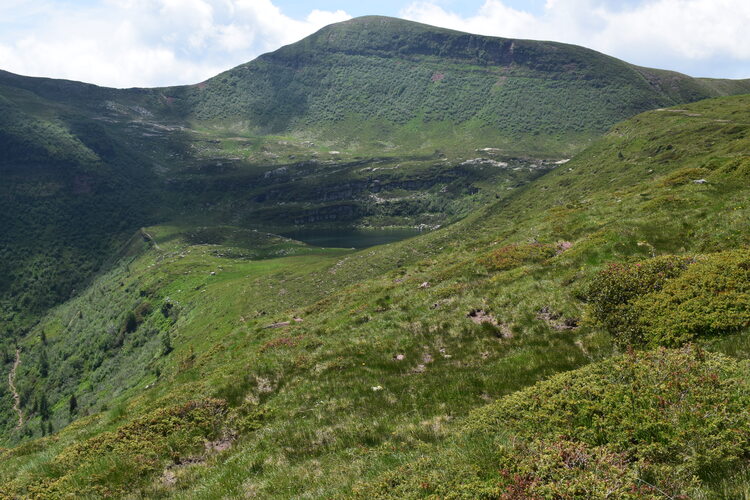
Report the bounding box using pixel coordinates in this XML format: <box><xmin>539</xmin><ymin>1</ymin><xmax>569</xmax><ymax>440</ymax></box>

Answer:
<box><xmin>400</xmin><ymin>0</ymin><xmax>750</xmax><ymax>78</ymax></box>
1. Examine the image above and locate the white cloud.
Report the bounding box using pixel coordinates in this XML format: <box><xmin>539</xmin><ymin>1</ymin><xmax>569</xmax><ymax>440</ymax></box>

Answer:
<box><xmin>401</xmin><ymin>0</ymin><xmax>750</xmax><ymax>78</ymax></box>
<box><xmin>0</xmin><ymin>0</ymin><xmax>351</xmax><ymax>88</ymax></box>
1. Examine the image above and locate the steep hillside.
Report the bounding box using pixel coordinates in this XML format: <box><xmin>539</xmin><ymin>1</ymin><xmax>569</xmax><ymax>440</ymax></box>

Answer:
<box><xmin>171</xmin><ymin>16</ymin><xmax>750</xmax><ymax>153</ymax></box>
<box><xmin>1</xmin><ymin>92</ymin><xmax>749</xmax><ymax>498</ymax></box>
<box><xmin>0</xmin><ymin>79</ymin><xmax>162</xmax><ymax>334</ymax></box>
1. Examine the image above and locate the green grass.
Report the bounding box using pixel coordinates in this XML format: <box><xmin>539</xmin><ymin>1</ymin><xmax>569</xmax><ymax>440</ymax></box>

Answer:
<box><xmin>1</xmin><ymin>94</ymin><xmax>749</xmax><ymax>497</ymax></box>
<box><xmin>1</xmin><ymin>17</ymin><xmax>750</xmax><ymax>497</ymax></box>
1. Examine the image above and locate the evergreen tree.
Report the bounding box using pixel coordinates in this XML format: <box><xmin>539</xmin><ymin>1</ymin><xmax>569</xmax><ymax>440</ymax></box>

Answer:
<box><xmin>161</xmin><ymin>331</ymin><xmax>173</xmax><ymax>356</ymax></box>
<box><xmin>39</xmin><ymin>348</ymin><xmax>48</xmax><ymax>378</ymax></box>
<box><xmin>38</xmin><ymin>393</ymin><xmax>50</xmax><ymax>421</ymax></box>
<box><xmin>69</xmin><ymin>394</ymin><xmax>77</xmax><ymax>415</ymax></box>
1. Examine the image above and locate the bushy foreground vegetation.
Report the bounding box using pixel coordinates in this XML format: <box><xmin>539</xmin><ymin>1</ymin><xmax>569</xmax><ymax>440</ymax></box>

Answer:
<box><xmin>587</xmin><ymin>249</ymin><xmax>750</xmax><ymax>347</ymax></box>
<box><xmin>355</xmin><ymin>347</ymin><xmax>750</xmax><ymax>498</ymax></box>
<box><xmin>1</xmin><ymin>399</ymin><xmax>227</xmax><ymax>498</ymax></box>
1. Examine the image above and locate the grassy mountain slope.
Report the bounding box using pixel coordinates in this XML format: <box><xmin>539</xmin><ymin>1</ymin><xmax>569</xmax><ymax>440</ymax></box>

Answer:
<box><xmin>2</xmin><ymin>15</ymin><xmax>750</xmax><ymax>336</ymax></box>
<box><xmin>171</xmin><ymin>16</ymin><xmax>750</xmax><ymax>154</ymax></box>
<box><xmin>1</xmin><ymin>93</ymin><xmax>749</xmax><ymax>497</ymax></box>
<box><xmin>0</xmin><ymin>79</ymin><xmax>162</xmax><ymax>334</ymax></box>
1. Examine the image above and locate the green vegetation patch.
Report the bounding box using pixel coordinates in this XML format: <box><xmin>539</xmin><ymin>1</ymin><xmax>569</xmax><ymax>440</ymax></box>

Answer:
<box><xmin>479</xmin><ymin>242</ymin><xmax>558</xmax><ymax>272</ymax></box>
<box><xmin>586</xmin><ymin>249</ymin><xmax>750</xmax><ymax>346</ymax></box>
<box><xmin>3</xmin><ymin>398</ymin><xmax>227</xmax><ymax>498</ymax></box>
<box><xmin>356</xmin><ymin>347</ymin><xmax>750</xmax><ymax>498</ymax></box>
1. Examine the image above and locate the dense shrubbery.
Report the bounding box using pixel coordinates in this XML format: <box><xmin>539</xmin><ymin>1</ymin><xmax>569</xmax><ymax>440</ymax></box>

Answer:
<box><xmin>356</xmin><ymin>347</ymin><xmax>750</xmax><ymax>498</ymax></box>
<box><xmin>635</xmin><ymin>249</ymin><xmax>750</xmax><ymax>346</ymax></box>
<box><xmin>586</xmin><ymin>250</ymin><xmax>750</xmax><ymax>346</ymax></box>
<box><xmin>5</xmin><ymin>399</ymin><xmax>227</xmax><ymax>498</ymax></box>
<box><xmin>585</xmin><ymin>255</ymin><xmax>695</xmax><ymax>345</ymax></box>
<box><xmin>474</xmin><ymin>347</ymin><xmax>750</xmax><ymax>497</ymax></box>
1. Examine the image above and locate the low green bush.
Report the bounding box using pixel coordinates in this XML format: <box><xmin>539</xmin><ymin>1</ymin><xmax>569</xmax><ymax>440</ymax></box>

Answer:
<box><xmin>585</xmin><ymin>254</ymin><xmax>694</xmax><ymax>345</ymax></box>
<box><xmin>634</xmin><ymin>249</ymin><xmax>750</xmax><ymax>346</ymax></box>
<box><xmin>355</xmin><ymin>347</ymin><xmax>750</xmax><ymax>498</ymax></box>
<box><xmin>18</xmin><ymin>399</ymin><xmax>227</xmax><ymax>498</ymax></box>
<box><xmin>479</xmin><ymin>242</ymin><xmax>557</xmax><ymax>272</ymax></box>
<box><xmin>586</xmin><ymin>249</ymin><xmax>750</xmax><ymax>346</ymax></box>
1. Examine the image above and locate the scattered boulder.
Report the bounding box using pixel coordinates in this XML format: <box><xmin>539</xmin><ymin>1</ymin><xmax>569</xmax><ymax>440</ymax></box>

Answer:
<box><xmin>410</xmin><ymin>352</ymin><xmax>434</xmax><ymax>374</ymax></box>
<box><xmin>419</xmin><ymin>282</ymin><xmax>430</xmax><ymax>289</ymax></box>
<box><xmin>556</xmin><ymin>241</ymin><xmax>573</xmax><ymax>254</ymax></box>
<box><xmin>497</xmin><ymin>323</ymin><xmax>514</xmax><ymax>339</ymax></box>
<box><xmin>393</xmin><ymin>353</ymin><xmax>406</xmax><ymax>361</ymax></box>
<box><xmin>693</xmin><ymin>178</ymin><xmax>708</xmax><ymax>184</ymax></box>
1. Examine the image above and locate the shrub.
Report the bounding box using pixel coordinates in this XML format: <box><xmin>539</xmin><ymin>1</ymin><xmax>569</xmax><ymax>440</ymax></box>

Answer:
<box><xmin>585</xmin><ymin>255</ymin><xmax>694</xmax><ymax>345</ymax></box>
<box><xmin>134</xmin><ymin>301</ymin><xmax>153</xmax><ymax>322</ymax></box>
<box><xmin>23</xmin><ymin>399</ymin><xmax>227</xmax><ymax>498</ymax></box>
<box><xmin>479</xmin><ymin>242</ymin><xmax>557</xmax><ymax>272</ymax></box>
<box><xmin>471</xmin><ymin>347</ymin><xmax>750</xmax><ymax>496</ymax></box>
<box><xmin>123</xmin><ymin>311</ymin><xmax>138</xmax><ymax>334</ymax></box>
<box><xmin>586</xmin><ymin>250</ymin><xmax>750</xmax><ymax>347</ymax></box>
<box><xmin>355</xmin><ymin>348</ymin><xmax>750</xmax><ymax>498</ymax></box>
<box><xmin>634</xmin><ymin>249</ymin><xmax>750</xmax><ymax>346</ymax></box>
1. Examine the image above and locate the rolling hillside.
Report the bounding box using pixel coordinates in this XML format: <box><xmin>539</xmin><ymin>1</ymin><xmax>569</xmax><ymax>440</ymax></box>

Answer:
<box><xmin>1</xmin><ymin>90</ymin><xmax>749</xmax><ymax>497</ymax></box>
<box><xmin>1</xmin><ymin>15</ymin><xmax>750</xmax><ymax>498</ymax></box>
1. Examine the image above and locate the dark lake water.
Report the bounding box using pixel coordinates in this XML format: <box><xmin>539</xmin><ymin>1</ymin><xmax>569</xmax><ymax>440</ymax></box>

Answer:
<box><xmin>283</xmin><ymin>228</ymin><xmax>423</xmax><ymax>249</ymax></box>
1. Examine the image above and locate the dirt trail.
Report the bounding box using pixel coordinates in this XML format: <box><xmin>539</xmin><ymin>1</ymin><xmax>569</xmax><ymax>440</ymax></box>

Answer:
<box><xmin>8</xmin><ymin>348</ymin><xmax>23</xmax><ymax>429</ymax></box>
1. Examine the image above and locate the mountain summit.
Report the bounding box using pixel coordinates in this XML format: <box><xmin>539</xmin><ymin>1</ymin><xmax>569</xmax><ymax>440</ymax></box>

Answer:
<box><xmin>165</xmin><ymin>15</ymin><xmax>750</xmax><ymax>152</ymax></box>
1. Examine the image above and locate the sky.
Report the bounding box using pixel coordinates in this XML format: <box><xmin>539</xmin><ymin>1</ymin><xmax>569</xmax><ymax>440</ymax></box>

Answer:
<box><xmin>1</xmin><ymin>0</ymin><xmax>749</xmax><ymax>88</ymax></box>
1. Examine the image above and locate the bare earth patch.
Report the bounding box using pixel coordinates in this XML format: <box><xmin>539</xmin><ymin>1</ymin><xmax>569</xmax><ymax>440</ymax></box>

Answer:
<box><xmin>537</xmin><ymin>306</ymin><xmax>579</xmax><ymax>331</ymax></box>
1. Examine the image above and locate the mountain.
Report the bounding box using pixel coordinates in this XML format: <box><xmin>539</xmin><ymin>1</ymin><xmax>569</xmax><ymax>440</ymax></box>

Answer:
<box><xmin>1</xmin><ymin>16</ymin><xmax>750</xmax><ymax>497</ymax></box>
<box><xmin>166</xmin><ymin>16</ymin><xmax>750</xmax><ymax>153</ymax></box>
<box><xmin>2</xmin><ymin>16</ymin><xmax>750</xmax><ymax>333</ymax></box>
